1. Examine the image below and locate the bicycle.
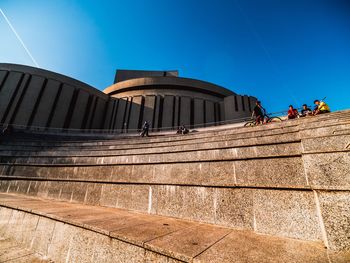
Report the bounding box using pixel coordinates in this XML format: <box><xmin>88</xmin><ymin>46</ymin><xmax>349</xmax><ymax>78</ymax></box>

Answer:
<box><xmin>244</xmin><ymin>114</ymin><xmax>282</xmax><ymax>127</ymax></box>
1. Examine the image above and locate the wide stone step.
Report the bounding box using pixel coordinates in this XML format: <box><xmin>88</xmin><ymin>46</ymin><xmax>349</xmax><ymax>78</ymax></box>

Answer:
<box><xmin>1</xmin><ymin>193</ymin><xmax>346</xmax><ymax>263</ymax></box>
<box><xmin>1</xmin><ymin>123</ymin><xmax>301</xmax><ymax>150</ymax></box>
<box><xmin>3</xmin><ymin>109</ymin><xmax>348</xmax><ymax>147</ymax></box>
<box><xmin>1</xmin><ymin>130</ymin><xmax>348</xmax><ymax>164</ymax></box>
<box><xmin>1</xmin><ymin>116</ymin><xmax>348</xmax><ymax>153</ymax></box>
<box><xmin>0</xmin><ymin>141</ymin><xmax>302</xmax><ymax>165</ymax></box>
<box><xmin>0</xmin><ymin>154</ymin><xmax>307</xmax><ymax>187</ymax></box>
<box><xmin>0</xmin><ymin>120</ymin><xmax>348</xmax><ymax>159</ymax></box>
<box><xmin>3</xmin><ymin>111</ymin><xmax>349</xmax><ymax>148</ymax></box>
<box><xmin>1</xmin><ymin>179</ymin><xmax>349</xmax><ymax>252</ymax></box>
<box><xmin>0</xmin><ymin>132</ymin><xmax>301</xmax><ymax>159</ymax></box>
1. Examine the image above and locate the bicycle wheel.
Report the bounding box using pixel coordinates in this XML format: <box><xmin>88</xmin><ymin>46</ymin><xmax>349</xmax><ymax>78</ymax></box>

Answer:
<box><xmin>268</xmin><ymin>116</ymin><xmax>282</xmax><ymax>123</ymax></box>
<box><xmin>244</xmin><ymin>121</ymin><xmax>256</xmax><ymax>127</ymax></box>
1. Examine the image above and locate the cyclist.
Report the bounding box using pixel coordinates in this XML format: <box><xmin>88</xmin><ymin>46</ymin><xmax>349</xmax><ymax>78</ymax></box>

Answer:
<box><xmin>287</xmin><ymin>105</ymin><xmax>299</xmax><ymax>119</ymax></box>
<box><xmin>313</xmin><ymin>99</ymin><xmax>330</xmax><ymax>115</ymax></box>
<box><xmin>252</xmin><ymin>101</ymin><xmax>265</xmax><ymax>125</ymax></box>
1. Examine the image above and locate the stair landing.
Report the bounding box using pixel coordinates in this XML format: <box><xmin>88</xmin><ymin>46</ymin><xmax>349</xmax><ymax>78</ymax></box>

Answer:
<box><xmin>1</xmin><ymin>193</ymin><xmax>345</xmax><ymax>263</ymax></box>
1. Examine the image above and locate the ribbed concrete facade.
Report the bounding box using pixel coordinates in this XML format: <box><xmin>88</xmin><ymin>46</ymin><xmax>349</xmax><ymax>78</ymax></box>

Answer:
<box><xmin>0</xmin><ymin>63</ymin><xmax>109</xmax><ymax>131</ymax></box>
<box><xmin>0</xmin><ymin>64</ymin><xmax>257</xmax><ymax>132</ymax></box>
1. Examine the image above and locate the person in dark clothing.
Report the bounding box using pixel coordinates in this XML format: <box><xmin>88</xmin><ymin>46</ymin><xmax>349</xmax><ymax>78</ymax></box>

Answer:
<box><xmin>300</xmin><ymin>104</ymin><xmax>312</xmax><ymax>117</ymax></box>
<box><xmin>287</xmin><ymin>105</ymin><xmax>299</xmax><ymax>119</ymax></box>
<box><xmin>140</xmin><ymin>121</ymin><xmax>150</xmax><ymax>137</ymax></box>
<box><xmin>1</xmin><ymin>124</ymin><xmax>13</xmax><ymax>136</ymax></box>
<box><xmin>252</xmin><ymin>101</ymin><xmax>265</xmax><ymax>125</ymax></box>
<box><xmin>176</xmin><ymin>125</ymin><xmax>189</xmax><ymax>135</ymax></box>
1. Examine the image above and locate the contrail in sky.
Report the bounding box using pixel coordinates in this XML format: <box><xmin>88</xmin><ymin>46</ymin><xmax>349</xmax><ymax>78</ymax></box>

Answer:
<box><xmin>0</xmin><ymin>8</ymin><xmax>40</xmax><ymax>67</ymax></box>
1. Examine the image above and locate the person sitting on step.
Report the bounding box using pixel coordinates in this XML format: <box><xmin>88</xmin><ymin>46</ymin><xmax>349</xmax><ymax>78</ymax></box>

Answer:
<box><xmin>287</xmin><ymin>105</ymin><xmax>299</xmax><ymax>119</ymax></box>
<box><xmin>300</xmin><ymin>104</ymin><xmax>312</xmax><ymax>117</ymax></box>
<box><xmin>176</xmin><ymin>125</ymin><xmax>189</xmax><ymax>135</ymax></box>
<box><xmin>313</xmin><ymin>99</ymin><xmax>330</xmax><ymax>115</ymax></box>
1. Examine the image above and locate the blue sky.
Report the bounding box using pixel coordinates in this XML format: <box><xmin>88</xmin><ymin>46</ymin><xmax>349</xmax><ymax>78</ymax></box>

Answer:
<box><xmin>1</xmin><ymin>0</ymin><xmax>349</xmax><ymax>112</ymax></box>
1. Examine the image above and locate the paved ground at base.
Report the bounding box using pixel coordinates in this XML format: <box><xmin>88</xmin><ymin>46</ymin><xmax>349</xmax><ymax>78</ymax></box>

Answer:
<box><xmin>0</xmin><ymin>193</ymin><xmax>343</xmax><ymax>263</ymax></box>
<box><xmin>0</xmin><ymin>237</ymin><xmax>51</xmax><ymax>263</ymax></box>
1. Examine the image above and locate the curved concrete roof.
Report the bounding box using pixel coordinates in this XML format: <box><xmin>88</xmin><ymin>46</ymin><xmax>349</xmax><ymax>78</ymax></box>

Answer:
<box><xmin>103</xmin><ymin>76</ymin><xmax>236</xmax><ymax>98</ymax></box>
<box><xmin>0</xmin><ymin>63</ymin><xmax>108</xmax><ymax>99</ymax></box>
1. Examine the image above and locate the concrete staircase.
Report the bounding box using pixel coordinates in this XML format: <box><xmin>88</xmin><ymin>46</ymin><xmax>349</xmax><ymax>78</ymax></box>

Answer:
<box><xmin>0</xmin><ymin>110</ymin><xmax>349</xmax><ymax>262</ymax></box>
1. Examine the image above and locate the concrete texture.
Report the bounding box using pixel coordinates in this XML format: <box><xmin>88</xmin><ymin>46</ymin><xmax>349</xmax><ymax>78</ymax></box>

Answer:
<box><xmin>304</xmin><ymin>152</ymin><xmax>350</xmax><ymax>190</ymax></box>
<box><xmin>193</xmin><ymin>229</ymin><xmax>328</xmax><ymax>263</ymax></box>
<box><xmin>162</xmin><ymin>95</ymin><xmax>175</xmax><ymax>129</ymax></box>
<box><xmin>142</xmin><ymin>95</ymin><xmax>156</xmax><ymax>127</ymax></box>
<box><xmin>0</xmin><ymin>237</ymin><xmax>50</xmax><ymax>262</ymax></box>
<box><xmin>0</xmin><ymin>109</ymin><xmax>350</xmax><ymax>261</ymax></box>
<box><xmin>12</xmin><ymin>75</ymin><xmax>45</xmax><ymax>126</ymax></box>
<box><xmin>69</xmin><ymin>89</ymin><xmax>90</xmax><ymax>129</ymax></box>
<box><xmin>31</xmin><ymin>79</ymin><xmax>61</xmax><ymax>128</ymax></box>
<box><xmin>128</xmin><ymin>96</ymin><xmax>143</xmax><ymax>130</ymax></box>
<box><xmin>194</xmin><ymin>98</ymin><xmax>204</xmax><ymax>126</ymax></box>
<box><xmin>205</xmin><ymin>100</ymin><xmax>215</xmax><ymax>124</ymax></box>
<box><xmin>49</xmin><ymin>84</ymin><xmax>75</xmax><ymax>128</ymax></box>
<box><xmin>0</xmin><ymin>195</ymin><xmax>333</xmax><ymax>263</ymax></box>
<box><xmin>253</xmin><ymin>190</ymin><xmax>323</xmax><ymax>241</ymax></box>
<box><xmin>0</xmin><ymin>71</ymin><xmax>23</xmax><ymax>122</ymax></box>
<box><xmin>317</xmin><ymin>191</ymin><xmax>350</xmax><ymax>251</ymax></box>
<box><xmin>179</xmin><ymin>96</ymin><xmax>191</xmax><ymax>126</ymax></box>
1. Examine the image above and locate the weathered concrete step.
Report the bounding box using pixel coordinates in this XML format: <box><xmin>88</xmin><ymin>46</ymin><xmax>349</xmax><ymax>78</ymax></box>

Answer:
<box><xmin>2</xmin><ymin>110</ymin><xmax>349</xmax><ymax>151</ymax></box>
<box><xmin>0</xmin><ymin>131</ymin><xmax>349</xmax><ymax>165</ymax></box>
<box><xmin>5</xmin><ymin>109</ymin><xmax>347</xmax><ymax>146</ymax></box>
<box><xmin>1</xmin><ymin>121</ymin><xmax>348</xmax><ymax>158</ymax></box>
<box><xmin>0</xmin><ymin>127</ymin><xmax>302</xmax><ymax>153</ymax></box>
<box><xmin>0</xmin><ymin>138</ymin><xmax>299</xmax><ymax>158</ymax></box>
<box><xmin>1</xmin><ymin>179</ymin><xmax>349</xmax><ymax>252</ymax></box>
<box><xmin>1</xmin><ymin>193</ymin><xmax>344</xmax><ymax>263</ymax></box>
<box><xmin>1</xmin><ymin>119</ymin><xmax>349</xmax><ymax>154</ymax></box>
<box><xmin>0</xmin><ymin>237</ymin><xmax>51</xmax><ymax>262</ymax></box>
<box><xmin>0</xmin><ymin>133</ymin><xmax>302</xmax><ymax>160</ymax></box>
<box><xmin>1</xmin><ymin>148</ymin><xmax>349</xmax><ymax>191</ymax></box>
<box><xmin>1</xmin><ymin>129</ymin><xmax>348</xmax><ymax>160</ymax></box>
<box><xmin>0</xmin><ymin>142</ymin><xmax>302</xmax><ymax>165</ymax></box>
<box><xmin>0</xmin><ymin>155</ymin><xmax>309</xmax><ymax>189</ymax></box>
<box><xmin>1</xmin><ymin>124</ymin><xmax>301</xmax><ymax>150</ymax></box>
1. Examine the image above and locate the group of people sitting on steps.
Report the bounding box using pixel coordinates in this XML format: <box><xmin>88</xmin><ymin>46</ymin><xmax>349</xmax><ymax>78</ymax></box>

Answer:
<box><xmin>141</xmin><ymin>98</ymin><xmax>332</xmax><ymax>136</ymax></box>
<box><xmin>286</xmin><ymin>99</ymin><xmax>331</xmax><ymax>120</ymax></box>
<box><xmin>252</xmin><ymin>99</ymin><xmax>331</xmax><ymax>124</ymax></box>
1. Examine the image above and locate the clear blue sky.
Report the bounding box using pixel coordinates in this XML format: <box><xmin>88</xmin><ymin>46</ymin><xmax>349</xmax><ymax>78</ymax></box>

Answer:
<box><xmin>1</xmin><ymin>0</ymin><xmax>349</xmax><ymax>112</ymax></box>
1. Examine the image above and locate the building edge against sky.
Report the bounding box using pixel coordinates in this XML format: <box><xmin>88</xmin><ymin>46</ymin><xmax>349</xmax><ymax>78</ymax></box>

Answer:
<box><xmin>0</xmin><ymin>63</ymin><xmax>257</xmax><ymax>132</ymax></box>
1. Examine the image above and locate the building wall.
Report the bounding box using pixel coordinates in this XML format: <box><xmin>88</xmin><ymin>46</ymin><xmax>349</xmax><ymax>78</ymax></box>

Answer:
<box><xmin>103</xmin><ymin>93</ymin><xmax>257</xmax><ymax>132</ymax></box>
<box><xmin>0</xmin><ymin>64</ymin><xmax>109</xmax><ymax>131</ymax></box>
<box><xmin>0</xmin><ymin>63</ymin><xmax>257</xmax><ymax>133</ymax></box>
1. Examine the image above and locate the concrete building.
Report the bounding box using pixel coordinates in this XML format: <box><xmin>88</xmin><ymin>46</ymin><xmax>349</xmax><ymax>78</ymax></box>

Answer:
<box><xmin>0</xmin><ymin>63</ymin><xmax>257</xmax><ymax>132</ymax></box>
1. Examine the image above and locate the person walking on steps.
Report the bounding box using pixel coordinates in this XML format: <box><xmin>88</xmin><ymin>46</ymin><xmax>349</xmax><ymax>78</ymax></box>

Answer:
<box><xmin>140</xmin><ymin>121</ymin><xmax>150</xmax><ymax>137</ymax></box>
